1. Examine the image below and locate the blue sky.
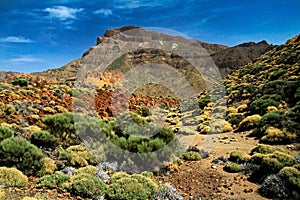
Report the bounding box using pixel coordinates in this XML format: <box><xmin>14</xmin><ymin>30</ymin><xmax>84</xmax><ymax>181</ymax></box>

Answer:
<box><xmin>0</xmin><ymin>0</ymin><xmax>299</xmax><ymax>73</ymax></box>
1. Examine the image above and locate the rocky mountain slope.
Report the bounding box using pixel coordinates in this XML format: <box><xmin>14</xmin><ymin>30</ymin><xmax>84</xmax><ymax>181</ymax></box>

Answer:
<box><xmin>33</xmin><ymin>26</ymin><xmax>273</xmax><ymax>83</ymax></box>
<box><xmin>212</xmin><ymin>40</ymin><xmax>274</xmax><ymax>75</ymax></box>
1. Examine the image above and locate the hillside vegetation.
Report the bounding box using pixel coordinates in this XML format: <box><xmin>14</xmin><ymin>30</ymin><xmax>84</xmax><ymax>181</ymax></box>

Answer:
<box><xmin>0</xmin><ymin>29</ymin><xmax>299</xmax><ymax>199</ymax></box>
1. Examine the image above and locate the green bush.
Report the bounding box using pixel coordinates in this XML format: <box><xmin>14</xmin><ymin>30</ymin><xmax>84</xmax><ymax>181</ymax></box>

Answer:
<box><xmin>74</xmin><ymin>165</ymin><xmax>97</xmax><ymax>175</ymax></box>
<box><xmin>0</xmin><ymin>167</ymin><xmax>28</xmax><ymax>187</ymax></box>
<box><xmin>228</xmin><ymin>113</ymin><xmax>245</xmax><ymax>126</ymax></box>
<box><xmin>260</xmin><ymin>80</ymin><xmax>300</xmax><ymax>106</ymax></box>
<box><xmin>260</xmin><ymin>127</ymin><xmax>297</xmax><ymax>144</ymax></box>
<box><xmin>224</xmin><ymin>163</ymin><xmax>242</xmax><ymax>173</ymax></box>
<box><xmin>38</xmin><ymin>157</ymin><xmax>57</xmax><ymax>177</ymax></box>
<box><xmin>229</xmin><ymin>151</ymin><xmax>251</xmax><ymax>163</ymax></box>
<box><xmin>74</xmin><ymin>99</ymin><xmax>88</xmax><ymax>108</ymax></box>
<box><xmin>259</xmin><ymin>110</ymin><xmax>284</xmax><ymax>129</ymax></box>
<box><xmin>11</xmin><ymin>77</ymin><xmax>29</xmax><ymax>87</ymax></box>
<box><xmin>181</xmin><ymin>151</ymin><xmax>201</xmax><ymax>161</ymax></box>
<box><xmin>249</xmin><ymin>98</ymin><xmax>280</xmax><ymax>115</ymax></box>
<box><xmin>107</xmin><ymin>173</ymin><xmax>158</xmax><ymax>200</ymax></box>
<box><xmin>36</xmin><ymin>172</ymin><xmax>70</xmax><ymax>189</ymax></box>
<box><xmin>30</xmin><ymin>131</ymin><xmax>57</xmax><ymax>148</ymax></box>
<box><xmin>270</xmin><ymin>69</ymin><xmax>287</xmax><ymax>80</ymax></box>
<box><xmin>70</xmin><ymin>173</ymin><xmax>106</xmax><ymax>198</ymax></box>
<box><xmin>250</xmin><ymin>144</ymin><xmax>287</xmax><ymax>155</ymax></box>
<box><xmin>198</xmin><ymin>95</ymin><xmax>211</xmax><ymax>109</ymax></box>
<box><xmin>250</xmin><ymin>151</ymin><xmax>296</xmax><ymax>173</ymax></box>
<box><xmin>278</xmin><ymin>167</ymin><xmax>300</xmax><ymax>190</ymax></box>
<box><xmin>238</xmin><ymin>114</ymin><xmax>261</xmax><ymax>131</ymax></box>
<box><xmin>42</xmin><ymin>113</ymin><xmax>76</xmax><ymax>138</ymax></box>
<box><xmin>59</xmin><ymin>145</ymin><xmax>96</xmax><ymax>167</ymax></box>
<box><xmin>0</xmin><ymin>126</ymin><xmax>14</xmax><ymax>142</ymax></box>
<box><xmin>239</xmin><ymin>65</ymin><xmax>263</xmax><ymax>77</ymax></box>
<box><xmin>0</xmin><ymin>137</ymin><xmax>44</xmax><ymax>175</ymax></box>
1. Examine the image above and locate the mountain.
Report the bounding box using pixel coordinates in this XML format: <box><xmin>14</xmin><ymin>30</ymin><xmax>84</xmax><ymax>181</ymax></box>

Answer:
<box><xmin>212</xmin><ymin>40</ymin><xmax>274</xmax><ymax>75</ymax></box>
<box><xmin>33</xmin><ymin>26</ymin><xmax>274</xmax><ymax>83</ymax></box>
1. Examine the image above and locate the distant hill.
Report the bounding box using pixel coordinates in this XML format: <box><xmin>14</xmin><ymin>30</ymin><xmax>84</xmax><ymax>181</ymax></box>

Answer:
<box><xmin>212</xmin><ymin>40</ymin><xmax>274</xmax><ymax>75</ymax></box>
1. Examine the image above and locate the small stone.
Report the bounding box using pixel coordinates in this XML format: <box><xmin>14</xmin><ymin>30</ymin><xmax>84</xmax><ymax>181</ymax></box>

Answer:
<box><xmin>211</xmin><ymin>165</ymin><xmax>217</xmax><ymax>169</ymax></box>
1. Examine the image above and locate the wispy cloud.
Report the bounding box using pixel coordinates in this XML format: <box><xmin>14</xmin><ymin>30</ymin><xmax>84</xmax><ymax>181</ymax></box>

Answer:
<box><xmin>43</xmin><ymin>6</ymin><xmax>84</xmax><ymax>20</ymax></box>
<box><xmin>113</xmin><ymin>0</ymin><xmax>180</xmax><ymax>9</ymax></box>
<box><xmin>94</xmin><ymin>9</ymin><xmax>113</xmax><ymax>17</ymax></box>
<box><xmin>9</xmin><ymin>56</ymin><xmax>42</xmax><ymax>63</ymax></box>
<box><xmin>0</xmin><ymin>36</ymin><xmax>33</xmax><ymax>43</ymax></box>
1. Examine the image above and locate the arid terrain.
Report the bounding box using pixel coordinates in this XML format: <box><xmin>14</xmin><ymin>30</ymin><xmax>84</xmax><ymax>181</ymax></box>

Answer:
<box><xmin>0</xmin><ymin>27</ymin><xmax>299</xmax><ymax>200</ymax></box>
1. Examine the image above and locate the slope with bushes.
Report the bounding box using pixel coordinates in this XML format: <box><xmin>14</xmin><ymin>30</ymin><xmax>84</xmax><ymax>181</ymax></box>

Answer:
<box><xmin>225</xmin><ymin>34</ymin><xmax>300</xmax><ymax>144</ymax></box>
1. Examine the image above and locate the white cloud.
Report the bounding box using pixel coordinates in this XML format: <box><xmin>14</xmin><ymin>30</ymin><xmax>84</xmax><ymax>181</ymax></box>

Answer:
<box><xmin>43</xmin><ymin>6</ymin><xmax>83</xmax><ymax>20</ymax></box>
<box><xmin>113</xmin><ymin>0</ymin><xmax>179</xmax><ymax>9</ymax></box>
<box><xmin>0</xmin><ymin>36</ymin><xmax>33</xmax><ymax>43</ymax></box>
<box><xmin>9</xmin><ymin>56</ymin><xmax>42</xmax><ymax>63</ymax></box>
<box><xmin>94</xmin><ymin>9</ymin><xmax>113</xmax><ymax>16</ymax></box>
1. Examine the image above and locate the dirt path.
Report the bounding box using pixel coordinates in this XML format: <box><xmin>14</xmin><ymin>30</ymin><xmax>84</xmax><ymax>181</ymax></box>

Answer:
<box><xmin>158</xmin><ymin>131</ymin><xmax>267</xmax><ymax>200</ymax></box>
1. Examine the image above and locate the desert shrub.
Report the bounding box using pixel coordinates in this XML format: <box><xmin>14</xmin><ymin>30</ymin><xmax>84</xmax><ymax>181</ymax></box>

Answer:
<box><xmin>70</xmin><ymin>173</ymin><xmax>106</xmax><ymax>198</ymax></box>
<box><xmin>267</xmin><ymin>106</ymin><xmax>278</xmax><ymax>112</ymax></box>
<box><xmin>283</xmin><ymin>109</ymin><xmax>300</xmax><ymax>134</ymax></box>
<box><xmin>74</xmin><ymin>99</ymin><xmax>88</xmax><ymax>108</ymax></box>
<box><xmin>249</xmin><ymin>98</ymin><xmax>280</xmax><ymax>115</ymax></box>
<box><xmin>0</xmin><ymin>167</ymin><xmax>28</xmax><ymax>187</ymax></box>
<box><xmin>238</xmin><ymin>114</ymin><xmax>261</xmax><ymax>131</ymax></box>
<box><xmin>250</xmin><ymin>151</ymin><xmax>296</xmax><ymax>173</ymax></box>
<box><xmin>0</xmin><ymin>137</ymin><xmax>44</xmax><ymax>175</ymax></box>
<box><xmin>138</xmin><ymin>106</ymin><xmax>151</xmax><ymax>117</ymax></box>
<box><xmin>294</xmin><ymin>87</ymin><xmax>300</xmax><ymax>101</ymax></box>
<box><xmin>36</xmin><ymin>172</ymin><xmax>70</xmax><ymax>189</ymax></box>
<box><xmin>270</xmin><ymin>69</ymin><xmax>287</xmax><ymax>80</ymax></box>
<box><xmin>22</xmin><ymin>197</ymin><xmax>37</xmax><ymax>200</ymax></box>
<box><xmin>11</xmin><ymin>77</ymin><xmax>29</xmax><ymax>87</ymax></box>
<box><xmin>42</xmin><ymin>112</ymin><xmax>77</xmax><ymax>139</ymax></box>
<box><xmin>110</xmin><ymin>172</ymin><xmax>131</xmax><ymax>183</ymax></box>
<box><xmin>0</xmin><ymin>126</ymin><xmax>14</xmax><ymax>142</ymax></box>
<box><xmin>100</xmin><ymin>112</ymin><xmax>182</xmax><ymax>172</ymax></box>
<box><xmin>227</xmin><ymin>107</ymin><xmax>238</xmax><ymax>114</ymax></box>
<box><xmin>261</xmin><ymin>80</ymin><xmax>300</xmax><ymax>106</ymax></box>
<box><xmin>141</xmin><ymin>171</ymin><xmax>154</xmax><ymax>178</ymax></box>
<box><xmin>259</xmin><ymin>110</ymin><xmax>284</xmax><ymax>129</ymax></box>
<box><xmin>250</xmin><ymin>144</ymin><xmax>287</xmax><ymax>155</ymax></box>
<box><xmin>38</xmin><ymin>157</ymin><xmax>56</xmax><ymax>177</ymax></box>
<box><xmin>74</xmin><ymin>165</ymin><xmax>97</xmax><ymax>175</ymax></box>
<box><xmin>107</xmin><ymin>173</ymin><xmax>158</xmax><ymax>200</ymax></box>
<box><xmin>239</xmin><ymin>65</ymin><xmax>263</xmax><ymax>77</ymax></box>
<box><xmin>0</xmin><ymin>103</ymin><xmax>16</xmax><ymax>117</ymax></box>
<box><xmin>229</xmin><ymin>151</ymin><xmax>251</xmax><ymax>163</ymax></box>
<box><xmin>228</xmin><ymin>113</ymin><xmax>245</xmax><ymax>127</ymax></box>
<box><xmin>222</xmin><ymin>121</ymin><xmax>233</xmax><ymax>132</ymax></box>
<box><xmin>261</xmin><ymin>127</ymin><xmax>297</xmax><ymax>144</ymax></box>
<box><xmin>198</xmin><ymin>95</ymin><xmax>211</xmax><ymax>109</ymax></box>
<box><xmin>71</xmin><ymin>90</ymin><xmax>83</xmax><ymax>98</ymax></box>
<box><xmin>278</xmin><ymin>167</ymin><xmax>300</xmax><ymax>190</ymax></box>
<box><xmin>0</xmin><ymin>188</ymin><xmax>4</xmax><ymax>200</ymax></box>
<box><xmin>30</xmin><ymin>131</ymin><xmax>57</xmax><ymax>148</ymax></box>
<box><xmin>237</xmin><ymin>104</ymin><xmax>248</xmax><ymax>113</ymax></box>
<box><xmin>224</xmin><ymin>163</ymin><xmax>242</xmax><ymax>173</ymax></box>
<box><xmin>60</xmin><ymin>145</ymin><xmax>96</xmax><ymax>167</ymax></box>
<box><xmin>181</xmin><ymin>151</ymin><xmax>201</xmax><ymax>161</ymax></box>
